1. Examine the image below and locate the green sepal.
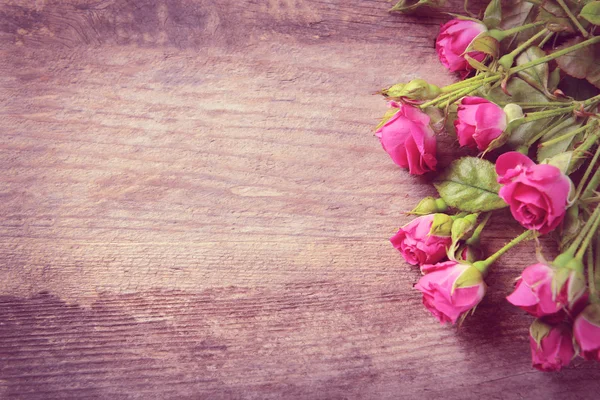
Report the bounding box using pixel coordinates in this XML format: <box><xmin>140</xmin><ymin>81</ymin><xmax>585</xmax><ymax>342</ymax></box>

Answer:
<box><xmin>375</xmin><ymin>108</ymin><xmax>399</xmax><ymax>131</ymax></box>
<box><xmin>381</xmin><ymin>79</ymin><xmax>442</xmax><ymax>101</ymax></box>
<box><xmin>430</xmin><ymin>213</ymin><xmax>453</xmax><ymax>237</ymax></box>
<box><xmin>453</xmin><ymin>265</ymin><xmax>484</xmax><ymax>291</ymax></box>
<box><xmin>466</xmin><ymin>33</ymin><xmax>500</xmax><ymax>58</ymax></box>
<box><xmin>530</xmin><ymin>319</ymin><xmax>552</xmax><ymax>348</ymax></box>
<box><xmin>451</xmin><ymin>213</ymin><xmax>478</xmax><ymax>242</ymax></box>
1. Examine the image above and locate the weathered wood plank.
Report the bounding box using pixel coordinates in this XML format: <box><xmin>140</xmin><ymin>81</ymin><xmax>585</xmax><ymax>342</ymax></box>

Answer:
<box><xmin>0</xmin><ymin>0</ymin><xmax>598</xmax><ymax>398</ymax></box>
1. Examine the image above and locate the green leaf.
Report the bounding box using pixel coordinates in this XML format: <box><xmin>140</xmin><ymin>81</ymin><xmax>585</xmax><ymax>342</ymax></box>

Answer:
<box><xmin>507</xmin><ymin>117</ymin><xmax>553</xmax><ymax>148</ymax></box>
<box><xmin>548</xmin><ymin>67</ymin><xmax>561</xmax><ymax>92</ymax></box>
<box><xmin>499</xmin><ymin>0</ymin><xmax>535</xmax><ymax>30</ymax></box>
<box><xmin>537</xmin><ymin>117</ymin><xmax>583</xmax><ymax>162</ymax></box>
<box><xmin>536</xmin><ymin>0</ymin><xmax>591</xmax><ymax>33</ymax></box>
<box><xmin>483</xmin><ymin>77</ymin><xmax>548</xmax><ymax>104</ymax></box>
<box><xmin>434</xmin><ymin>157</ymin><xmax>507</xmax><ymax>212</ymax></box>
<box><xmin>580</xmin><ymin>1</ymin><xmax>600</xmax><ymax>25</ymax></box>
<box><xmin>555</xmin><ymin>37</ymin><xmax>600</xmax><ymax>89</ymax></box>
<box><xmin>390</xmin><ymin>0</ymin><xmax>445</xmax><ymax>14</ymax></box>
<box><xmin>467</xmin><ymin>34</ymin><xmax>499</xmax><ymax>58</ymax></box>
<box><xmin>516</xmin><ymin>46</ymin><xmax>549</xmax><ymax>93</ymax></box>
<box><xmin>483</xmin><ymin>0</ymin><xmax>502</xmax><ymax>28</ymax></box>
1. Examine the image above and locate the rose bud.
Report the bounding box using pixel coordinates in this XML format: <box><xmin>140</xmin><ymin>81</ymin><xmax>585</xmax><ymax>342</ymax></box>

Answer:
<box><xmin>529</xmin><ymin>320</ymin><xmax>575</xmax><ymax>372</ymax></box>
<box><xmin>496</xmin><ymin>152</ymin><xmax>571</xmax><ymax>234</ymax></box>
<box><xmin>390</xmin><ymin>214</ymin><xmax>452</xmax><ymax>266</ymax></box>
<box><xmin>454</xmin><ymin>97</ymin><xmax>507</xmax><ymax>151</ymax></box>
<box><xmin>506</xmin><ymin>263</ymin><xmax>586</xmax><ymax>319</ymax></box>
<box><xmin>409</xmin><ymin>197</ymin><xmax>448</xmax><ymax>215</ymax></box>
<box><xmin>375</xmin><ymin>102</ymin><xmax>437</xmax><ymax>175</ymax></box>
<box><xmin>573</xmin><ymin>303</ymin><xmax>600</xmax><ymax>361</ymax></box>
<box><xmin>436</xmin><ymin>19</ymin><xmax>487</xmax><ymax>76</ymax></box>
<box><xmin>415</xmin><ymin>261</ymin><xmax>486</xmax><ymax>324</ymax></box>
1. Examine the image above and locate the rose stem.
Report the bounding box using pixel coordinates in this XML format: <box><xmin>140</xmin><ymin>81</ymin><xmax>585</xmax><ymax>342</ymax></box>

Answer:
<box><xmin>498</xmin><ymin>28</ymin><xmax>549</xmax><ymax>70</ymax></box>
<box><xmin>565</xmin><ymin>207</ymin><xmax>600</xmax><ymax>258</ymax></box>
<box><xmin>587</xmin><ymin>245</ymin><xmax>597</xmax><ymax>302</ymax></box>
<box><xmin>490</xmin><ymin>21</ymin><xmax>546</xmax><ymax>41</ymax></box>
<box><xmin>465</xmin><ymin>212</ymin><xmax>491</xmax><ymax>246</ymax></box>
<box><xmin>556</xmin><ymin>0</ymin><xmax>589</xmax><ymax>38</ymax></box>
<box><xmin>593</xmin><ymin>234</ymin><xmax>600</xmax><ymax>303</ymax></box>
<box><xmin>582</xmin><ymin>166</ymin><xmax>600</xmax><ymax>200</ymax></box>
<box><xmin>524</xmin><ymin>117</ymin><xmax>565</xmax><ymax>147</ymax></box>
<box><xmin>538</xmin><ymin>31</ymin><xmax>554</xmax><ymax>48</ymax></box>
<box><xmin>538</xmin><ymin>124</ymin><xmax>589</xmax><ymax>148</ymax></box>
<box><xmin>473</xmin><ymin>230</ymin><xmax>534</xmax><ymax>273</ymax></box>
<box><xmin>509</xmin><ymin>35</ymin><xmax>600</xmax><ymax>75</ymax></box>
<box><xmin>575</xmin><ymin>134</ymin><xmax>600</xmax><ymax>199</ymax></box>
<box><xmin>575</xmin><ymin>207</ymin><xmax>600</xmax><ymax>260</ymax></box>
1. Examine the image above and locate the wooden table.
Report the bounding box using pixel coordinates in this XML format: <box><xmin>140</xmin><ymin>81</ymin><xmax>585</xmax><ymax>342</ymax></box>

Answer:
<box><xmin>1</xmin><ymin>1</ymin><xmax>598</xmax><ymax>398</ymax></box>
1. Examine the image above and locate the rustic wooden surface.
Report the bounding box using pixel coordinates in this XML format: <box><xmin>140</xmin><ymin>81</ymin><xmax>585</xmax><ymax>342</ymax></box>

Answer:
<box><xmin>0</xmin><ymin>0</ymin><xmax>599</xmax><ymax>398</ymax></box>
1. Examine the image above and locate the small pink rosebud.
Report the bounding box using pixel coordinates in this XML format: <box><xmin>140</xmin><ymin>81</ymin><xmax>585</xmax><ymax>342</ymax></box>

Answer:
<box><xmin>506</xmin><ymin>263</ymin><xmax>586</xmax><ymax>319</ymax></box>
<box><xmin>436</xmin><ymin>19</ymin><xmax>487</xmax><ymax>76</ymax></box>
<box><xmin>573</xmin><ymin>303</ymin><xmax>600</xmax><ymax>361</ymax></box>
<box><xmin>415</xmin><ymin>261</ymin><xmax>486</xmax><ymax>324</ymax></box>
<box><xmin>496</xmin><ymin>152</ymin><xmax>571</xmax><ymax>234</ymax></box>
<box><xmin>454</xmin><ymin>97</ymin><xmax>507</xmax><ymax>151</ymax></box>
<box><xmin>375</xmin><ymin>102</ymin><xmax>437</xmax><ymax>175</ymax></box>
<box><xmin>390</xmin><ymin>214</ymin><xmax>452</xmax><ymax>266</ymax></box>
<box><xmin>529</xmin><ymin>320</ymin><xmax>574</xmax><ymax>372</ymax></box>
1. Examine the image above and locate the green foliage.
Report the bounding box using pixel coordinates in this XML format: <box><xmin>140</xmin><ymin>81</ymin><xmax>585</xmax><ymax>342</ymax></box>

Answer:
<box><xmin>434</xmin><ymin>158</ymin><xmax>507</xmax><ymax>212</ymax></box>
<box><xmin>579</xmin><ymin>1</ymin><xmax>600</xmax><ymax>25</ymax></box>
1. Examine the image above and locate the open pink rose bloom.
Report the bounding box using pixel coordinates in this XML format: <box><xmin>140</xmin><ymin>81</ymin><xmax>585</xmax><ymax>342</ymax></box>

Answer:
<box><xmin>506</xmin><ymin>263</ymin><xmax>564</xmax><ymax>318</ymax></box>
<box><xmin>415</xmin><ymin>261</ymin><xmax>486</xmax><ymax>324</ymax></box>
<box><xmin>375</xmin><ymin>102</ymin><xmax>437</xmax><ymax>175</ymax></box>
<box><xmin>496</xmin><ymin>152</ymin><xmax>571</xmax><ymax>234</ymax></box>
<box><xmin>390</xmin><ymin>214</ymin><xmax>451</xmax><ymax>266</ymax></box>
<box><xmin>436</xmin><ymin>19</ymin><xmax>487</xmax><ymax>76</ymax></box>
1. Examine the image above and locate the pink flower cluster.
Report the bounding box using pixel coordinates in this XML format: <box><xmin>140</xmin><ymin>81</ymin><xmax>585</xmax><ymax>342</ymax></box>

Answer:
<box><xmin>507</xmin><ymin>262</ymin><xmax>600</xmax><ymax>371</ymax></box>
<box><xmin>376</xmin><ymin>13</ymin><xmax>600</xmax><ymax>374</ymax></box>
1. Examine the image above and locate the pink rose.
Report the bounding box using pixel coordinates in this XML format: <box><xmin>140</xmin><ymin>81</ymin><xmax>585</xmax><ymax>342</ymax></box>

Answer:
<box><xmin>436</xmin><ymin>19</ymin><xmax>487</xmax><ymax>76</ymax></box>
<box><xmin>496</xmin><ymin>152</ymin><xmax>571</xmax><ymax>234</ymax></box>
<box><xmin>390</xmin><ymin>214</ymin><xmax>452</xmax><ymax>266</ymax></box>
<box><xmin>506</xmin><ymin>263</ymin><xmax>563</xmax><ymax>318</ymax></box>
<box><xmin>415</xmin><ymin>261</ymin><xmax>486</xmax><ymax>324</ymax></box>
<box><xmin>529</xmin><ymin>321</ymin><xmax>574</xmax><ymax>372</ymax></box>
<box><xmin>375</xmin><ymin>102</ymin><xmax>437</xmax><ymax>175</ymax></box>
<box><xmin>454</xmin><ymin>97</ymin><xmax>507</xmax><ymax>151</ymax></box>
<box><xmin>573</xmin><ymin>304</ymin><xmax>600</xmax><ymax>361</ymax></box>
<box><xmin>507</xmin><ymin>263</ymin><xmax>586</xmax><ymax>319</ymax></box>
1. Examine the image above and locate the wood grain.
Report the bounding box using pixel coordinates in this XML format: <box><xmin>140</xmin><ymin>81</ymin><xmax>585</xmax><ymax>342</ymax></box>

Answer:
<box><xmin>0</xmin><ymin>0</ymin><xmax>598</xmax><ymax>398</ymax></box>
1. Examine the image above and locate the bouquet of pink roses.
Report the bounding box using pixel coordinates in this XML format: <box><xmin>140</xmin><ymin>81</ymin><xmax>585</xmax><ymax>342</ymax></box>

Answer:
<box><xmin>379</xmin><ymin>0</ymin><xmax>600</xmax><ymax>371</ymax></box>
